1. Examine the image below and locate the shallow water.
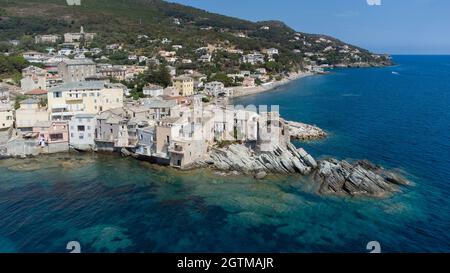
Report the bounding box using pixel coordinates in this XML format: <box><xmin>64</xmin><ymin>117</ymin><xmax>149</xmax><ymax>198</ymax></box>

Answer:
<box><xmin>1</xmin><ymin>55</ymin><xmax>449</xmax><ymax>252</ymax></box>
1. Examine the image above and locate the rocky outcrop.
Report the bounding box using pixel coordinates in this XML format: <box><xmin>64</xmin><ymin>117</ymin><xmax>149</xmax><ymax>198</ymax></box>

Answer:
<box><xmin>204</xmin><ymin>142</ymin><xmax>409</xmax><ymax>198</ymax></box>
<box><xmin>285</xmin><ymin>120</ymin><xmax>327</xmax><ymax>140</ymax></box>
<box><xmin>315</xmin><ymin>159</ymin><xmax>409</xmax><ymax>197</ymax></box>
<box><xmin>205</xmin><ymin>142</ymin><xmax>317</xmax><ymax>176</ymax></box>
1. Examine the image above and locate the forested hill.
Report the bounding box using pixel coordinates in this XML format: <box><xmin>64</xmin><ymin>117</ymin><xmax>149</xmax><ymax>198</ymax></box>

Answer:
<box><xmin>0</xmin><ymin>0</ymin><xmax>392</xmax><ymax>72</ymax></box>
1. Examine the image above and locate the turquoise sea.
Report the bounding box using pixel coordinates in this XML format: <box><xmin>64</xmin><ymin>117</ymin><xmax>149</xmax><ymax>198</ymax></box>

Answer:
<box><xmin>0</xmin><ymin>55</ymin><xmax>449</xmax><ymax>252</ymax></box>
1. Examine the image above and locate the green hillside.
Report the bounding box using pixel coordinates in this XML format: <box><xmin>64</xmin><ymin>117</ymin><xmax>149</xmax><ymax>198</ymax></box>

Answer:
<box><xmin>0</xmin><ymin>0</ymin><xmax>392</xmax><ymax>79</ymax></box>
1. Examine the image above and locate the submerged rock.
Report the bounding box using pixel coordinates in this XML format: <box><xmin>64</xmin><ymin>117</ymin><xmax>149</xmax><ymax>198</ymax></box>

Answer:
<box><xmin>315</xmin><ymin>159</ymin><xmax>410</xmax><ymax>197</ymax></box>
<box><xmin>254</xmin><ymin>171</ymin><xmax>267</xmax><ymax>180</ymax></box>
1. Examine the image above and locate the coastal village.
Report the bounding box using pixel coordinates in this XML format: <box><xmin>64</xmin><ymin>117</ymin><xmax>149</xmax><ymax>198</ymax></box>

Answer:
<box><xmin>0</xmin><ymin>26</ymin><xmax>328</xmax><ymax>166</ymax></box>
<box><xmin>0</xmin><ymin>25</ymin><xmax>407</xmax><ymax>197</ymax></box>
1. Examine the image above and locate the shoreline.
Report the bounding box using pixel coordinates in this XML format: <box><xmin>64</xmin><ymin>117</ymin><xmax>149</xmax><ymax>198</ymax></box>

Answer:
<box><xmin>231</xmin><ymin>72</ymin><xmax>315</xmax><ymax>98</ymax></box>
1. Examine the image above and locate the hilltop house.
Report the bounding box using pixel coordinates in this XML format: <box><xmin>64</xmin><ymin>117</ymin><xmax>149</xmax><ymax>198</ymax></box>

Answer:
<box><xmin>241</xmin><ymin>53</ymin><xmax>265</xmax><ymax>65</ymax></box>
<box><xmin>265</xmin><ymin>48</ymin><xmax>279</xmax><ymax>57</ymax></box>
<box><xmin>35</xmin><ymin>34</ymin><xmax>61</xmax><ymax>44</ymax></box>
<box><xmin>64</xmin><ymin>26</ymin><xmax>96</xmax><ymax>43</ymax></box>
<box><xmin>198</xmin><ymin>54</ymin><xmax>212</xmax><ymax>63</ymax></box>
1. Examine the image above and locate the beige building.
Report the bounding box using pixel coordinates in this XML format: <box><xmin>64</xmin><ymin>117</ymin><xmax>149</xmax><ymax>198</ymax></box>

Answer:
<box><xmin>48</xmin><ymin>81</ymin><xmax>124</xmax><ymax>121</ymax></box>
<box><xmin>64</xmin><ymin>26</ymin><xmax>96</xmax><ymax>43</ymax></box>
<box><xmin>173</xmin><ymin>76</ymin><xmax>194</xmax><ymax>96</ymax></box>
<box><xmin>35</xmin><ymin>34</ymin><xmax>61</xmax><ymax>44</ymax></box>
<box><xmin>20</xmin><ymin>66</ymin><xmax>47</xmax><ymax>92</ymax></box>
<box><xmin>15</xmin><ymin>98</ymin><xmax>49</xmax><ymax>131</ymax></box>
<box><xmin>0</xmin><ymin>104</ymin><xmax>13</xmax><ymax>129</ymax></box>
<box><xmin>58</xmin><ymin>59</ymin><xmax>97</xmax><ymax>83</ymax></box>
<box><xmin>1</xmin><ymin>89</ymin><xmax>14</xmax><ymax>130</ymax></box>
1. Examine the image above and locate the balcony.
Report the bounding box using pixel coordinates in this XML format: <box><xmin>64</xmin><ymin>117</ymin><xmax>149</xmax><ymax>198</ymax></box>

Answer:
<box><xmin>168</xmin><ymin>143</ymin><xmax>184</xmax><ymax>154</ymax></box>
<box><xmin>65</xmin><ymin>96</ymin><xmax>83</xmax><ymax>102</ymax></box>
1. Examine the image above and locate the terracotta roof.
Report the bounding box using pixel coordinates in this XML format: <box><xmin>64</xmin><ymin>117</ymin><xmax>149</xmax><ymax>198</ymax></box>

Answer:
<box><xmin>26</xmin><ymin>89</ymin><xmax>48</xmax><ymax>96</ymax></box>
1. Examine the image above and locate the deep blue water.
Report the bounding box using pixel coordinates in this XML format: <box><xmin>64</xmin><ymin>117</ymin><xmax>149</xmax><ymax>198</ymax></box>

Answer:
<box><xmin>1</xmin><ymin>55</ymin><xmax>449</xmax><ymax>252</ymax></box>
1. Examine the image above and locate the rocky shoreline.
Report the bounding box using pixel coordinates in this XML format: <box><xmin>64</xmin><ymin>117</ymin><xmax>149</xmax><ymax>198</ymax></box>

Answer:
<box><xmin>2</xmin><ymin>142</ymin><xmax>411</xmax><ymax>199</ymax></box>
<box><xmin>285</xmin><ymin>120</ymin><xmax>327</xmax><ymax>140</ymax></box>
<box><xmin>199</xmin><ymin>143</ymin><xmax>410</xmax><ymax>198</ymax></box>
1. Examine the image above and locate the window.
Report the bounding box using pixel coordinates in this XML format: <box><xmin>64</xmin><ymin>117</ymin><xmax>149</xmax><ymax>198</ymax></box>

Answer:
<box><xmin>53</xmin><ymin>92</ymin><xmax>62</xmax><ymax>98</ymax></box>
<box><xmin>78</xmin><ymin>125</ymin><xmax>85</xmax><ymax>132</ymax></box>
<box><xmin>79</xmin><ymin>134</ymin><xmax>84</xmax><ymax>140</ymax></box>
<box><xmin>50</xmin><ymin>133</ymin><xmax>63</xmax><ymax>141</ymax></box>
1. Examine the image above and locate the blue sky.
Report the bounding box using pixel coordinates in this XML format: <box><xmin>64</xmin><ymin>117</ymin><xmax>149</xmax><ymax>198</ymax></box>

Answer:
<box><xmin>168</xmin><ymin>0</ymin><xmax>450</xmax><ymax>54</ymax></box>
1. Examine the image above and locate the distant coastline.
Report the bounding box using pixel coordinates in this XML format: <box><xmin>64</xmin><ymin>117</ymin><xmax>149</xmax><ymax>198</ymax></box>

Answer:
<box><xmin>231</xmin><ymin>72</ymin><xmax>314</xmax><ymax>98</ymax></box>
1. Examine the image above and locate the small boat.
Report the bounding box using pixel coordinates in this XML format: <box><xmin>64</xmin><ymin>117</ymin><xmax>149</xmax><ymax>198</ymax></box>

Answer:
<box><xmin>392</xmin><ymin>71</ymin><xmax>400</xmax><ymax>75</ymax></box>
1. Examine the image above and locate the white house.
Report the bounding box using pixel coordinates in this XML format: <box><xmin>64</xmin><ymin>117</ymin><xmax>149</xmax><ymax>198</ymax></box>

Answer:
<box><xmin>143</xmin><ymin>84</ymin><xmax>164</xmax><ymax>97</ymax></box>
<box><xmin>266</xmin><ymin>48</ymin><xmax>279</xmax><ymax>56</ymax></box>
<box><xmin>204</xmin><ymin>81</ymin><xmax>225</xmax><ymax>97</ymax></box>
<box><xmin>136</xmin><ymin>126</ymin><xmax>156</xmax><ymax>156</ymax></box>
<box><xmin>69</xmin><ymin>113</ymin><xmax>97</xmax><ymax>150</ymax></box>
<box><xmin>199</xmin><ymin>54</ymin><xmax>212</xmax><ymax>63</ymax></box>
<box><xmin>241</xmin><ymin>53</ymin><xmax>265</xmax><ymax>65</ymax></box>
<box><xmin>138</xmin><ymin>56</ymin><xmax>148</xmax><ymax>63</ymax></box>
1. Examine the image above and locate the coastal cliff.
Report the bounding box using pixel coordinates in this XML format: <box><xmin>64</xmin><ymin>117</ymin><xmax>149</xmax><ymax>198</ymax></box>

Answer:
<box><xmin>202</xmin><ymin>143</ymin><xmax>410</xmax><ymax>198</ymax></box>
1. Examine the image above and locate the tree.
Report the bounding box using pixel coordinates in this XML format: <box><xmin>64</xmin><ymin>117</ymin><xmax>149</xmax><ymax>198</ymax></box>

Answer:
<box><xmin>209</xmin><ymin>72</ymin><xmax>233</xmax><ymax>87</ymax></box>
<box><xmin>0</xmin><ymin>55</ymin><xmax>28</xmax><ymax>78</ymax></box>
<box><xmin>145</xmin><ymin>64</ymin><xmax>172</xmax><ymax>87</ymax></box>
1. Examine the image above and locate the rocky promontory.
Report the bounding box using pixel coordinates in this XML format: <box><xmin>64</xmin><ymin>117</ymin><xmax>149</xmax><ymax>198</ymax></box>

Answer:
<box><xmin>203</xmin><ymin>143</ymin><xmax>409</xmax><ymax>198</ymax></box>
<box><xmin>285</xmin><ymin>120</ymin><xmax>327</xmax><ymax>140</ymax></box>
<box><xmin>315</xmin><ymin>159</ymin><xmax>409</xmax><ymax>197</ymax></box>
